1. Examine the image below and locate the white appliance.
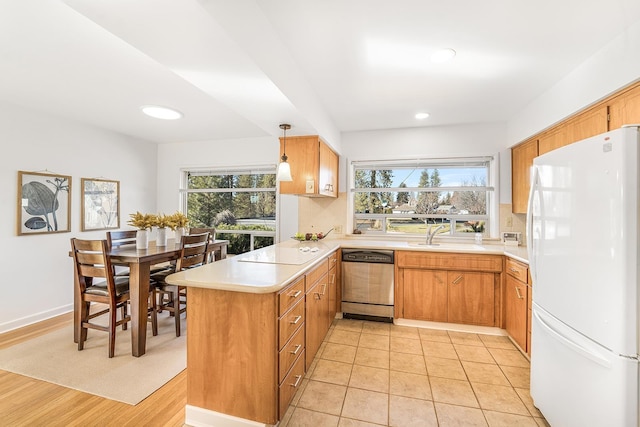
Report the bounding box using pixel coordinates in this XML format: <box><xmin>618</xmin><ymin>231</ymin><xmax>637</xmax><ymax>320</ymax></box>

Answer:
<box><xmin>527</xmin><ymin>126</ymin><xmax>639</xmax><ymax>427</ymax></box>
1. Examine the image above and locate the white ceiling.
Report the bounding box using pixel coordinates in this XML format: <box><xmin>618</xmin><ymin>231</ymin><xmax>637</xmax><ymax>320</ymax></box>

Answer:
<box><xmin>1</xmin><ymin>0</ymin><xmax>640</xmax><ymax>144</ymax></box>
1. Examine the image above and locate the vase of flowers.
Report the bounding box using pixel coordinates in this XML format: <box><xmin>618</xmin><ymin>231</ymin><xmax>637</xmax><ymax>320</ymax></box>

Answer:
<box><xmin>470</xmin><ymin>221</ymin><xmax>485</xmax><ymax>245</ymax></box>
<box><xmin>151</xmin><ymin>214</ymin><xmax>171</xmax><ymax>247</ymax></box>
<box><xmin>128</xmin><ymin>211</ymin><xmax>154</xmax><ymax>250</ymax></box>
<box><xmin>168</xmin><ymin>211</ymin><xmax>189</xmax><ymax>244</ymax></box>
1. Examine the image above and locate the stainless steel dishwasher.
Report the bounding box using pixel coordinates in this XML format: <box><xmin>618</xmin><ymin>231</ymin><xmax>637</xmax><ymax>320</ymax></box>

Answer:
<box><xmin>341</xmin><ymin>249</ymin><xmax>394</xmax><ymax>322</ymax></box>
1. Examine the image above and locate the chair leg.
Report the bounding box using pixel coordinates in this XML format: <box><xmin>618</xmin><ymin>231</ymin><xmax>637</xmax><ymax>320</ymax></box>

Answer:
<box><xmin>78</xmin><ymin>301</ymin><xmax>90</xmax><ymax>351</ymax></box>
<box><xmin>150</xmin><ymin>293</ymin><xmax>158</xmax><ymax>336</ymax></box>
<box><xmin>108</xmin><ymin>303</ymin><xmax>117</xmax><ymax>358</ymax></box>
<box><xmin>122</xmin><ymin>302</ymin><xmax>128</xmax><ymax>331</ymax></box>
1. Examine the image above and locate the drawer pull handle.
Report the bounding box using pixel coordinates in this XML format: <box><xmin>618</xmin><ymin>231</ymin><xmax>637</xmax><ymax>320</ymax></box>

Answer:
<box><xmin>290</xmin><ymin>374</ymin><xmax>302</xmax><ymax>388</ymax></box>
<box><xmin>509</xmin><ymin>267</ymin><xmax>520</xmax><ymax>275</ymax></box>
<box><xmin>290</xmin><ymin>344</ymin><xmax>302</xmax><ymax>355</ymax></box>
<box><xmin>515</xmin><ymin>286</ymin><xmax>524</xmax><ymax>299</ymax></box>
<box><xmin>290</xmin><ymin>315</ymin><xmax>302</xmax><ymax>325</ymax></box>
<box><xmin>289</xmin><ymin>290</ymin><xmax>302</xmax><ymax>298</ymax></box>
<box><xmin>452</xmin><ymin>275</ymin><xmax>463</xmax><ymax>285</ymax></box>
<box><xmin>314</xmin><ymin>284</ymin><xmax>327</xmax><ymax>299</ymax></box>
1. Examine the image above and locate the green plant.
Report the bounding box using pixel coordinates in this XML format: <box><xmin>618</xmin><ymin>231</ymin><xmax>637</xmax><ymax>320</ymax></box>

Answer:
<box><xmin>127</xmin><ymin>211</ymin><xmax>154</xmax><ymax>230</ymax></box>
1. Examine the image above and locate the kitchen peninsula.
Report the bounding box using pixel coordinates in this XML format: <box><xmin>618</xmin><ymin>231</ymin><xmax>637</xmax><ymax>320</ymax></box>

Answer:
<box><xmin>166</xmin><ymin>239</ymin><xmax>529</xmax><ymax>427</ymax></box>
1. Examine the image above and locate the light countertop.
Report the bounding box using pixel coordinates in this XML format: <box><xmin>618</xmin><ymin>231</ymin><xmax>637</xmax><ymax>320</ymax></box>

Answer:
<box><xmin>165</xmin><ymin>238</ymin><xmax>529</xmax><ymax>294</ymax></box>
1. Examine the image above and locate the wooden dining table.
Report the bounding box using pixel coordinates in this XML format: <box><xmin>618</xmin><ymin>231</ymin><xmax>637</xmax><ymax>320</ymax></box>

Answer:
<box><xmin>72</xmin><ymin>238</ymin><xmax>229</xmax><ymax>357</ymax></box>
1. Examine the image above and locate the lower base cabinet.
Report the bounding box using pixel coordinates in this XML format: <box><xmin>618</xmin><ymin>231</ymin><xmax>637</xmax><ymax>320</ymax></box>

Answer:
<box><xmin>396</xmin><ymin>251</ymin><xmax>502</xmax><ymax>327</ymax></box>
<box><xmin>504</xmin><ymin>257</ymin><xmax>531</xmax><ymax>353</ymax></box>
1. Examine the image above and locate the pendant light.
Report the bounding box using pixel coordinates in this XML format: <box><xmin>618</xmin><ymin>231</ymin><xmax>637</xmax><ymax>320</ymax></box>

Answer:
<box><xmin>276</xmin><ymin>123</ymin><xmax>293</xmax><ymax>182</ymax></box>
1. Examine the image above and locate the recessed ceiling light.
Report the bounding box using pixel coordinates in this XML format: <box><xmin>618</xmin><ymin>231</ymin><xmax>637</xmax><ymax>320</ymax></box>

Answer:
<box><xmin>415</xmin><ymin>112</ymin><xmax>430</xmax><ymax>120</ymax></box>
<box><xmin>140</xmin><ymin>105</ymin><xmax>183</xmax><ymax>120</ymax></box>
<box><xmin>430</xmin><ymin>48</ymin><xmax>456</xmax><ymax>63</ymax></box>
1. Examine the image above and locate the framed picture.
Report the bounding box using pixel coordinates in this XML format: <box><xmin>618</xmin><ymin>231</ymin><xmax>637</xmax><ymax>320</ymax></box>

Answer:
<box><xmin>17</xmin><ymin>171</ymin><xmax>72</xmax><ymax>235</ymax></box>
<box><xmin>80</xmin><ymin>178</ymin><xmax>120</xmax><ymax>231</ymax></box>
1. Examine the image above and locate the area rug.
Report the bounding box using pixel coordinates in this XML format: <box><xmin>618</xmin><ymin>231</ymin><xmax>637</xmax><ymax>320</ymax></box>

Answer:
<box><xmin>0</xmin><ymin>313</ymin><xmax>185</xmax><ymax>405</ymax></box>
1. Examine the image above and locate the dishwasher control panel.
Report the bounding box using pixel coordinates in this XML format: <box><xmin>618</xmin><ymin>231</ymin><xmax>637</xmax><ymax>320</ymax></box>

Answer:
<box><xmin>342</xmin><ymin>249</ymin><xmax>394</xmax><ymax>264</ymax></box>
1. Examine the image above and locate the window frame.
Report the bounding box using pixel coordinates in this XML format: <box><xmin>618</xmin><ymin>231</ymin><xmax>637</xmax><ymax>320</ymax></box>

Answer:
<box><xmin>179</xmin><ymin>165</ymin><xmax>279</xmax><ymax>252</ymax></box>
<box><xmin>347</xmin><ymin>156</ymin><xmax>498</xmax><ymax>239</ymax></box>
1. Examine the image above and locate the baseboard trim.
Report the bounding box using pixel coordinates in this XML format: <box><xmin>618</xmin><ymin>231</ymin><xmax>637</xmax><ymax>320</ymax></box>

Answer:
<box><xmin>394</xmin><ymin>318</ymin><xmax>507</xmax><ymax>336</ymax></box>
<box><xmin>0</xmin><ymin>305</ymin><xmax>73</xmax><ymax>335</ymax></box>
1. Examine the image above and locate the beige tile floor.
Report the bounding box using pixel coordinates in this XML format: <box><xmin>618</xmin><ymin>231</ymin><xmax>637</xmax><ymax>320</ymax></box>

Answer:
<box><xmin>280</xmin><ymin>319</ymin><xmax>550</xmax><ymax>427</ymax></box>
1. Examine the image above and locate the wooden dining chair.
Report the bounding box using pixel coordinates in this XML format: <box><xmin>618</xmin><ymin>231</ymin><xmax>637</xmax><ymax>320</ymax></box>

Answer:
<box><xmin>188</xmin><ymin>227</ymin><xmax>216</xmax><ymax>262</ymax></box>
<box><xmin>106</xmin><ymin>230</ymin><xmax>173</xmax><ymax>276</ymax></box>
<box><xmin>71</xmin><ymin>238</ymin><xmax>158</xmax><ymax>358</ymax></box>
<box><xmin>151</xmin><ymin>232</ymin><xmax>210</xmax><ymax>337</ymax></box>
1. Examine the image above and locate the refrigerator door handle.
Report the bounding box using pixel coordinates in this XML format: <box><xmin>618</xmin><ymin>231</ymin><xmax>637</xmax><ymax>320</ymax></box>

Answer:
<box><xmin>533</xmin><ymin>308</ymin><xmax>612</xmax><ymax>368</ymax></box>
<box><xmin>526</xmin><ymin>166</ymin><xmax>540</xmax><ymax>285</ymax></box>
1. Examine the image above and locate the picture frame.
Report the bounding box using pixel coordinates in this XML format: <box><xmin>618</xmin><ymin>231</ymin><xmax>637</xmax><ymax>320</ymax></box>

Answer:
<box><xmin>17</xmin><ymin>170</ymin><xmax>72</xmax><ymax>235</ymax></box>
<box><xmin>80</xmin><ymin>178</ymin><xmax>120</xmax><ymax>231</ymax></box>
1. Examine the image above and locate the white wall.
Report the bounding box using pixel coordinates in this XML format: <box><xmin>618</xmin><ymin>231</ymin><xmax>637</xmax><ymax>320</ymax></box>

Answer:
<box><xmin>0</xmin><ymin>101</ymin><xmax>158</xmax><ymax>333</ymax></box>
<box><xmin>341</xmin><ymin>122</ymin><xmax>510</xmax><ymax>202</ymax></box>
<box><xmin>508</xmin><ymin>19</ymin><xmax>640</xmax><ymax>145</ymax></box>
<box><xmin>156</xmin><ymin>136</ymin><xmax>299</xmax><ymax>242</ymax></box>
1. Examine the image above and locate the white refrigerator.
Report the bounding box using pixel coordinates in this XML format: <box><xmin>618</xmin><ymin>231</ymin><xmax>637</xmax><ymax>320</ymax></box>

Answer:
<box><xmin>527</xmin><ymin>126</ymin><xmax>639</xmax><ymax>427</ymax></box>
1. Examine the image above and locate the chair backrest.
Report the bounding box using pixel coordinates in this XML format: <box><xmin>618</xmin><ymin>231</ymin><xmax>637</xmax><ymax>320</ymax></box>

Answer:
<box><xmin>70</xmin><ymin>238</ymin><xmax>117</xmax><ymax>296</ymax></box>
<box><xmin>176</xmin><ymin>232</ymin><xmax>210</xmax><ymax>271</ymax></box>
<box><xmin>106</xmin><ymin>230</ymin><xmax>137</xmax><ymax>249</ymax></box>
<box><xmin>189</xmin><ymin>227</ymin><xmax>216</xmax><ymax>242</ymax></box>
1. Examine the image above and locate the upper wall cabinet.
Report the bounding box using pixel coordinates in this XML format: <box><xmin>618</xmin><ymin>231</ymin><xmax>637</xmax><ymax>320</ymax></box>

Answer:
<box><xmin>609</xmin><ymin>82</ymin><xmax>640</xmax><ymax>130</ymax></box>
<box><xmin>511</xmin><ymin>138</ymin><xmax>538</xmax><ymax>214</ymax></box>
<box><xmin>279</xmin><ymin>135</ymin><xmax>339</xmax><ymax>197</ymax></box>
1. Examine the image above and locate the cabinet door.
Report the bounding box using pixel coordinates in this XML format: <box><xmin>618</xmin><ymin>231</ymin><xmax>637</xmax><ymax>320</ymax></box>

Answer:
<box><xmin>538</xmin><ymin>125</ymin><xmax>567</xmax><ymax>155</ymax></box>
<box><xmin>305</xmin><ymin>277</ymin><xmax>328</xmax><ymax>370</ymax></box>
<box><xmin>279</xmin><ymin>135</ymin><xmax>320</xmax><ymax>195</ymax></box>
<box><xmin>609</xmin><ymin>83</ymin><xmax>640</xmax><ymax>130</ymax></box>
<box><xmin>505</xmin><ymin>275</ymin><xmax>527</xmax><ymax>350</ymax></box>
<box><xmin>402</xmin><ymin>269</ymin><xmax>447</xmax><ymax>322</ymax></box>
<box><xmin>319</xmin><ymin>141</ymin><xmax>338</xmax><ymax>197</ymax></box>
<box><xmin>565</xmin><ymin>105</ymin><xmax>608</xmax><ymax>143</ymax></box>
<box><xmin>511</xmin><ymin>138</ymin><xmax>538</xmax><ymax>214</ymax></box>
<box><xmin>447</xmin><ymin>271</ymin><xmax>495</xmax><ymax>326</ymax></box>
<box><xmin>328</xmin><ymin>266</ymin><xmax>337</xmax><ymax>320</ymax></box>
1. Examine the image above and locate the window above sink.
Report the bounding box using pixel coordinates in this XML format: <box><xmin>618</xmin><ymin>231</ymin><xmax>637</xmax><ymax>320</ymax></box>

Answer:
<box><xmin>348</xmin><ymin>156</ymin><xmax>497</xmax><ymax>240</ymax></box>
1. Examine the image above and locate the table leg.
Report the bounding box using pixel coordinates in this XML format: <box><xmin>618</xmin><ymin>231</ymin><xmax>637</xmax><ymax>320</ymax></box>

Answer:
<box><xmin>129</xmin><ymin>262</ymin><xmax>150</xmax><ymax>357</ymax></box>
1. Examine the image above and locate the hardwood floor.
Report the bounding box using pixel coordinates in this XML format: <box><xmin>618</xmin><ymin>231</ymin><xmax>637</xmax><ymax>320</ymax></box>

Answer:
<box><xmin>0</xmin><ymin>313</ymin><xmax>186</xmax><ymax>427</ymax></box>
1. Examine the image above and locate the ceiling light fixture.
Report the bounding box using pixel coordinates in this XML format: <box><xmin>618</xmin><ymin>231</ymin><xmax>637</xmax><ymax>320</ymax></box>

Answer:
<box><xmin>430</xmin><ymin>48</ymin><xmax>456</xmax><ymax>63</ymax></box>
<box><xmin>415</xmin><ymin>112</ymin><xmax>430</xmax><ymax>120</ymax></box>
<box><xmin>276</xmin><ymin>123</ymin><xmax>293</xmax><ymax>182</ymax></box>
<box><xmin>140</xmin><ymin>105</ymin><xmax>183</xmax><ymax>120</ymax></box>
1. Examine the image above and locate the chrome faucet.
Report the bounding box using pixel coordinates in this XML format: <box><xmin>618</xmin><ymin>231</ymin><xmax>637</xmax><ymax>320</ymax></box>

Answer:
<box><xmin>426</xmin><ymin>224</ymin><xmax>445</xmax><ymax>245</ymax></box>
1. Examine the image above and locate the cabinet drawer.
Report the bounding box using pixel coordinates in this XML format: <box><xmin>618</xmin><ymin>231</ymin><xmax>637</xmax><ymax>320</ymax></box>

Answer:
<box><xmin>279</xmin><ymin>349</ymin><xmax>305</xmax><ymax>419</ymax></box>
<box><xmin>279</xmin><ymin>325</ymin><xmax>305</xmax><ymax>383</ymax></box>
<box><xmin>506</xmin><ymin>258</ymin><xmax>529</xmax><ymax>283</ymax></box>
<box><xmin>328</xmin><ymin>251</ymin><xmax>338</xmax><ymax>271</ymax></box>
<box><xmin>279</xmin><ymin>298</ymin><xmax>305</xmax><ymax>350</ymax></box>
<box><xmin>279</xmin><ymin>276</ymin><xmax>305</xmax><ymax>316</ymax></box>
<box><xmin>305</xmin><ymin>259</ymin><xmax>328</xmax><ymax>292</ymax></box>
<box><xmin>397</xmin><ymin>251</ymin><xmax>502</xmax><ymax>272</ymax></box>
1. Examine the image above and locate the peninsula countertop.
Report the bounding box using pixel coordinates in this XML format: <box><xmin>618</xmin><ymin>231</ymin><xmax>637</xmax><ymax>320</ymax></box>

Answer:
<box><xmin>165</xmin><ymin>237</ymin><xmax>529</xmax><ymax>294</ymax></box>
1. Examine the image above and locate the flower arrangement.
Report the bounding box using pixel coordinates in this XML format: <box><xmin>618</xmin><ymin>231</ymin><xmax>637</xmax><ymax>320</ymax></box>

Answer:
<box><xmin>127</xmin><ymin>211</ymin><xmax>155</xmax><ymax>230</ymax></box>
<box><xmin>150</xmin><ymin>213</ymin><xmax>172</xmax><ymax>229</ymax></box>
<box><xmin>167</xmin><ymin>211</ymin><xmax>189</xmax><ymax>230</ymax></box>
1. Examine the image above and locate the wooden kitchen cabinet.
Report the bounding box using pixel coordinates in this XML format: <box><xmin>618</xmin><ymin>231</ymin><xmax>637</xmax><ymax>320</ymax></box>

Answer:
<box><xmin>401</xmin><ymin>269</ymin><xmax>448</xmax><ymax>322</ymax></box>
<box><xmin>396</xmin><ymin>251</ymin><xmax>502</xmax><ymax>327</ymax></box>
<box><xmin>305</xmin><ymin>259</ymin><xmax>330</xmax><ymax>370</ymax></box>
<box><xmin>447</xmin><ymin>271</ymin><xmax>496</xmax><ymax>326</ymax></box>
<box><xmin>609</xmin><ymin>81</ymin><xmax>640</xmax><ymax>130</ymax></box>
<box><xmin>565</xmin><ymin>104</ymin><xmax>608</xmax><ymax>143</ymax></box>
<box><xmin>328</xmin><ymin>251</ymin><xmax>338</xmax><ymax>320</ymax></box>
<box><xmin>538</xmin><ymin>124</ymin><xmax>567</xmax><ymax>156</ymax></box>
<box><xmin>504</xmin><ymin>257</ymin><xmax>529</xmax><ymax>353</ymax></box>
<box><xmin>279</xmin><ymin>135</ymin><xmax>339</xmax><ymax>197</ymax></box>
<box><xmin>511</xmin><ymin>138</ymin><xmax>538</xmax><ymax>214</ymax></box>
